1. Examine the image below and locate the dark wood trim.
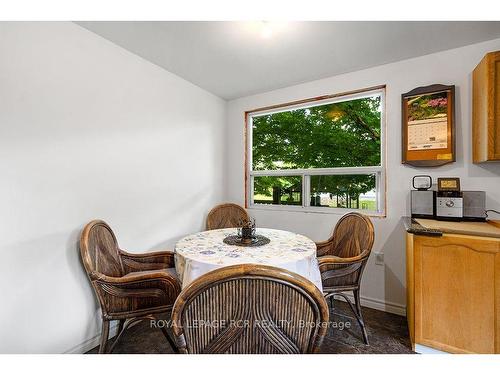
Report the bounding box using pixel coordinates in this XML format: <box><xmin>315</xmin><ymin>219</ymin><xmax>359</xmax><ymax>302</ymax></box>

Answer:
<box><xmin>244</xmin><ymin>112</ymin><xmax>249</xmax><ymax>208</ymax></box>
<box><xmin>245</xmin><ymin>85</ymin><xmax>386</xmax><ymax>116</ymax></box>
<box><xmin>382</xmin><ymin>89</ymin><xmax>388</xmax><ymax>218</ymax></box>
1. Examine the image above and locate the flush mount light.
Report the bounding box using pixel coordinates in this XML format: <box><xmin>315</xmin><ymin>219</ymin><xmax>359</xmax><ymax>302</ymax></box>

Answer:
<box><xmin>259</xmin><ymin>21</ymin><xmax>288</xmax><ymax>39</ymax></box>
<box><xmin>260</xmin><ymin>21</ymin><xmax>273</xmax><ymax>38</ymax></box>
<box><xmin>241</xmin><ymin>21</ymin><xmax>289</xmax><ymax>39</ymax></box>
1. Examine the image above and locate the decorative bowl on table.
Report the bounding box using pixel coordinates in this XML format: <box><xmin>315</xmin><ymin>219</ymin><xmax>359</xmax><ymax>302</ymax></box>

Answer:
<box><xmin>223</xmin><ymin>218</ymin><xmax>270</xmax><ymax>247</ymax></box>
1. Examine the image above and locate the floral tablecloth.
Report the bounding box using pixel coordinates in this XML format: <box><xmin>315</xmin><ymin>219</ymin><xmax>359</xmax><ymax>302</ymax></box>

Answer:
<box><xmin>174</xmin><ymin>228</ymin><xmax>322</xmax><ymax>291</ymax></box>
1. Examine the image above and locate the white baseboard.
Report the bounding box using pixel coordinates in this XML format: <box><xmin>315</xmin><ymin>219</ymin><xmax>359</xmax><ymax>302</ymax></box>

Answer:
<box><xmin>415</xmin><ymin>344</ymin><xmax>449</xmax><ymax>354</ymax></box>
<box><xmin>333</xmin><ymin>293</ymin><xmax>406</xmax><ymax>316</ymax></box>
<box><xmin>64</xmin><ymin>321</ymin><xmax>119</xmax><ymax>354</ymax></box>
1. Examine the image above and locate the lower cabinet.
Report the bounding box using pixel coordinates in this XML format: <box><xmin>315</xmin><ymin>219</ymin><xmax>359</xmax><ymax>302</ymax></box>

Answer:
<box><xmin>406</xmin><ymin>233</ymin><xmax>500</xmax><ymax>353</ymax></box>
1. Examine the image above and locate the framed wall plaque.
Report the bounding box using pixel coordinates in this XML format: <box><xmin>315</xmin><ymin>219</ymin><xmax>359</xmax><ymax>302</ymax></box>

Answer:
<box><xmin>402</xmin><ymin>84</ymin><xmax>455</xmax><ymax>167</ymax></box>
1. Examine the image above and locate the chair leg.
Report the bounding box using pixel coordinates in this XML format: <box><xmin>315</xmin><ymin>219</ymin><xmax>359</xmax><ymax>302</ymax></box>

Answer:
<box><xmin>353</xmin><ymin>289</ymin><xmax>369</xmax><ymax>345</ymax></box>
<box><xmin>160</xmin><ymin>325</ymin><xmax>179</xmax><ymax>353</ymax></box>
<box><xmin>328</xmin><ymin>291</ymin><xmax>369</xmax><ymax>345</ymax></box>
<box><xmin>108</xmin><ymin>318</ymin><xmax>133</xmax><ymax>354</ymax></box>
<box><xmin>117</xmin><ymin>319</ymin><xmax>125</xmax><ymax>334</ymax></box>
<box><xmin>99</xmin><ymin>320</ymin><xmax>110</xmax><ymax>354</ymax></box>
<box><xmin>329</xmin><ymin>295</ymin><xmax>335</xmax><ymax>313</ymax></box>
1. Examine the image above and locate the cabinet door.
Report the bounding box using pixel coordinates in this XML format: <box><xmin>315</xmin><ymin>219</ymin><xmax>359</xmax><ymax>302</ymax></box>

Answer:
<box><xmin>414</xmin><ymin>234</ymin><xmax>500</xmax><ymax>353</ymax></box>
<box><xmin>473</xmin><ymin>51</ymin><xmax>500</xmax><ymax>162</ymax></box>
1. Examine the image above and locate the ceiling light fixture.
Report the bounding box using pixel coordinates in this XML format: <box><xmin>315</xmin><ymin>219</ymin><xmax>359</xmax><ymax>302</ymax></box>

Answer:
<box><xmin>240</xmin><ymin>21</ymin><xmax>289</xmax><ymax>40</ymax></box>
<box><xmin>260</xmin><ymin>22</ymin><xmax>273</xmax><ymax>39</ymax></box>
<box><xmin>256</xmin><ymin>21</ymin><xmax>288</xmax><ymax>39</ymax></box>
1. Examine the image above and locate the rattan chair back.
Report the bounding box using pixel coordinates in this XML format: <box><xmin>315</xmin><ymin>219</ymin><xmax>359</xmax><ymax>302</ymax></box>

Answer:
<box><xmin>80</xmin><ymin>220</ymin><xmax>124</xmax><ymax>278</ymax></box>
<box><xmin>206</xmin><ymin>203</ymin><xmax>249</xmax><ymax>230</ymax></box>
<box><xmin>171</xmin><ymin>264</ymin><xmax>329</xmax><ymax>354</ymax></box>
<box><xmin>329</xmin><ymin>212</ymin><xmax>374</xmax><ymax>258</ymax></box>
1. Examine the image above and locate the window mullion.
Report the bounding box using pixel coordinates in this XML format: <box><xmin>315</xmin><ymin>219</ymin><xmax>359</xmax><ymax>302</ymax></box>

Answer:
<box><xmin>250</xmin><ymin>166</ymin><xmax>382</xmax><ymax>176</ymax></box>
<box><xmin>249</xmin><ymin>175</ymin><xmax>254</xmax><ymax>207</ymax></box>
<box><xmin>303</xmin><ymin>174</ymin><xmax>310</xmax><ymax>208</ymax></box>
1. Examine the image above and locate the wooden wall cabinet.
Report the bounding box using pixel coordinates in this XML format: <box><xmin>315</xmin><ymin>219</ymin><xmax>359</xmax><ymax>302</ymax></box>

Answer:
<box><xmin>406</xmin><ymin>232</ymin><xmax>500</xmax><ymax>353</ymax></box>
<box><xmin>473</xmin><ymin>50</ymin><xmax>500</xmax><ymax>163</ymax></box>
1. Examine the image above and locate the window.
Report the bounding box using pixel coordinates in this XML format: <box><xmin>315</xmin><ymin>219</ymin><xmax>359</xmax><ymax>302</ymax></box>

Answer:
<box><xmin>246</xmin><ymin>86</ymin><xmax>385</xmax><ymax>215</ymax></box>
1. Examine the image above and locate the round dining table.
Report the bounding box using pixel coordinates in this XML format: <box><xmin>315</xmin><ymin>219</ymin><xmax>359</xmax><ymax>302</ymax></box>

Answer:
<box><xmin>174</xmin><ymin>227</ymin><xmax>322</xmax><ymax>291</ymax></box>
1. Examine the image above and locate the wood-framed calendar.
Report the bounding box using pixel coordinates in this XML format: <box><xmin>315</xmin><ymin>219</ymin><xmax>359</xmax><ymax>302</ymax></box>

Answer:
<box><xmin>402</xmin><ymin>84</ymin><xmax>455</xmax><ymax>167</ymax></box>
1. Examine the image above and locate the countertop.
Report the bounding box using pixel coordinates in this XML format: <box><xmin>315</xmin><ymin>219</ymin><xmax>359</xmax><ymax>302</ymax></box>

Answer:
<box><xmin>403</xmin><ymin>216</ymin><xmax>500</xmax><ymax>238</ymax></box>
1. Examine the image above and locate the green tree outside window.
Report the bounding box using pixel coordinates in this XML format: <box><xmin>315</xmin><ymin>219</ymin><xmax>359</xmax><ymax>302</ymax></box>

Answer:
<box><xmin>251</xmin><ymin>95</ymin><xmax>381</xmax><ymax>209</ymax></box>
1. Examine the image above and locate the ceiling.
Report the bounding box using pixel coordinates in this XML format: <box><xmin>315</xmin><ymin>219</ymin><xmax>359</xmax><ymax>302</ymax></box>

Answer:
<box><xmin>76</xmin><ymin>21</ymin><xmax>500</xmax><ymax>100</ymax></box>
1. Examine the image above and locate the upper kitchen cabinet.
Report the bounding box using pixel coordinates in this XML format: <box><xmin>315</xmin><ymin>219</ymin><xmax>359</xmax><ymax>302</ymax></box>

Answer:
<box><xmin>473</xmin><ymin>50</ymin><xmax>500</xmax><ymax>163</ymax></box>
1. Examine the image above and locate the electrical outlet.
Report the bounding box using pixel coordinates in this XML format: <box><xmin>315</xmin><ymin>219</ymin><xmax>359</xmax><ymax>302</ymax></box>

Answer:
<box><xmin>375</xmin><ymin>252</ymin><xmax>384</xmax><ymax>265</ymax></box>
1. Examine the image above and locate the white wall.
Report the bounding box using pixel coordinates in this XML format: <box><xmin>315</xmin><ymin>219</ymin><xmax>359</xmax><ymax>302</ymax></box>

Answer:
<box><xmin>0</xmin><ymin>22</ymin><xmax>226</xmax><ymax>353</ymax></box>
<box><xmin>226</xmin><ymin>38</ymin><xmax>500</xmax><ymax>314</ymax></box>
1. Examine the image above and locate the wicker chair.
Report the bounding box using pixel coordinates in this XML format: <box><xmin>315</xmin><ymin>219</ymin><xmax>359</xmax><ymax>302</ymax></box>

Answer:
<box><xmin>316</xmin><ymin>212</ymin><xmax>374</xmax><ymax>345</ymax></box>
<box><xmin>171</xmin><ymin>264</ymin><xmax>329</xmax><ymax>354</ymax></box>
<box><xmin>206</xmin><ymin>203</ymin><xmax>249</xmax><ymax>230</ymax></box>
<box><xmin>79</xmin><ymin>220</ymin><xmax>181</xmax><ymax>353</ymax></box>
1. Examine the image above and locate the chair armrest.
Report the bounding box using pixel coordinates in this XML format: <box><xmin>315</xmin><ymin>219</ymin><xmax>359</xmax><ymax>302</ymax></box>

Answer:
<box><xmin>318</xmin><ymin>254</ymin><xmax>361</xmax><ymax>266</ymax></box>
<box><xmin>315</xmin><ymin>239</ymin><xmax>333</xmax><ymax>257</ymax></box>
<box><xmin>317</xmin><ymin>248</ymin><xmax>371</xmax><ymax>266</ymax></box>
<box><xmin>120</xmin><ymin>249</ymin><xmax>176</xmax><ymax>273</ymax></box>
<box><xmin>93</xmin><ymin>269</ymin><xmax>181</xmax><ymax>318</ymax></box>
<box><xmin>317</xmin><ymin>249</ymin><xmax>371</xmax><ymax>284</ymax></box>
<box><xmin>96</xmin><ymin>269</ymin><xmax>176</xmax><ymax>284</ymax></box>
<box><xmin>93</xmin><ymin>270</ymin><xmax>180</xmax><ymax>292</ymax></box>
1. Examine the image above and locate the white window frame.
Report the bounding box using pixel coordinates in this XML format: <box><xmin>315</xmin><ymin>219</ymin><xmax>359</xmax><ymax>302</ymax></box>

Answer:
<box><xmin>245</xmin><ymin>86</ymin><xmax>386</xmax><ymax>216</ymax></box>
